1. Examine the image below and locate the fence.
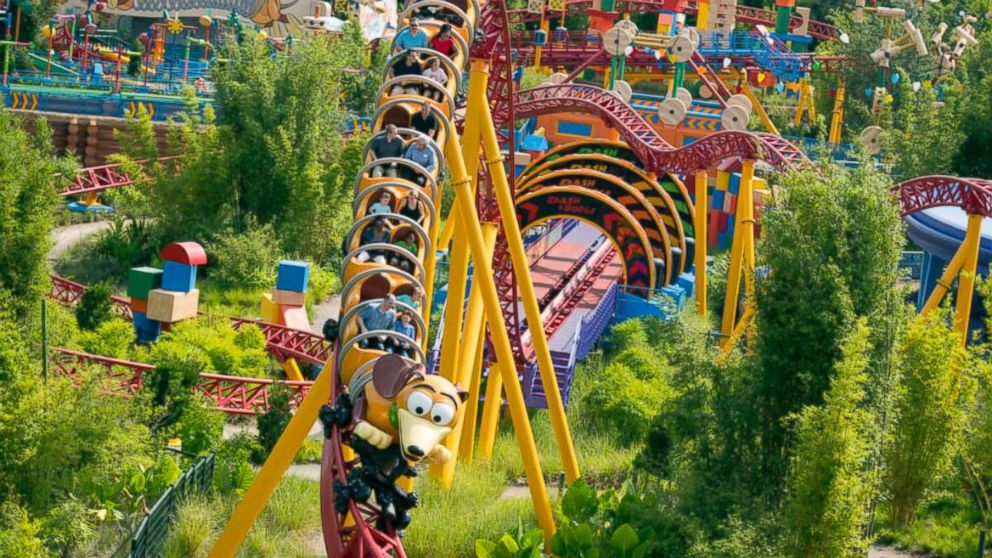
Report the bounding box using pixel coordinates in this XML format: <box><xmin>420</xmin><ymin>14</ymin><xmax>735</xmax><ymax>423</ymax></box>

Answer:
<box><xmin>119</xmin><ymin>453</ymin><xmax>216</xmax><ymax>558</ymax></box>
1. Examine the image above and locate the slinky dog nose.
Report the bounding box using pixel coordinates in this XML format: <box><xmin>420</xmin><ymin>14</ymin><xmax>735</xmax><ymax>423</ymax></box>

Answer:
<box><xmin>406</xmin><ymin>445</ymin><xmax>425</xmax><ymax>458</ymax></box>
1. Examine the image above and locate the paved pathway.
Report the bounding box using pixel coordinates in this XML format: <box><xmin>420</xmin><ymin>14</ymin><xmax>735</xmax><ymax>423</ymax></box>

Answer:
<box><xmin>47</xmin><ymin>220</ymin><xmax>114</xmax><ymax>261</ymax></box>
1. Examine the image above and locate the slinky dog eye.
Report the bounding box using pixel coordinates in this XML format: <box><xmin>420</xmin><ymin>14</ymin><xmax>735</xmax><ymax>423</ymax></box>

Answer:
<box><xmin>407</xmin><ymin>392</ymin><xmax>432</xmax><ymax>416</ymax></box>
<box><xmin>430</xmin><ymin>403</ymin><xmax>455</xmax><ymax>426</ymax></box>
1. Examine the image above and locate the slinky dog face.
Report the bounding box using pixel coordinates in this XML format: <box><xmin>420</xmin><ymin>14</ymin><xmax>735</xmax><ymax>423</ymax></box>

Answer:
<box><xmin>396</xmin><ymin>375</ymin><xmax>465</xmax><ymax>461</ymax></box>
<box><xmin>368</xmin><ymin>354</ymin><xmax>468</xmax><ymax>463</ymax></box>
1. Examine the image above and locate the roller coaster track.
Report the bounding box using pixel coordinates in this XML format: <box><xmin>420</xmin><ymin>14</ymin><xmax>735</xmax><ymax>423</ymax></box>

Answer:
<box><xmin>892</xmin><ymin>176</ymin><xmax>992</xmax><ymax>218</ymax></box>
<box><xmin>507</xmin><ymin>84</ymin><xmax>810</xmax><ymax>173</ymax></box>
<box><xmin>50</xmin><ymin>347</ymin><xmax>313</xmax><ymax>415</ymax></box>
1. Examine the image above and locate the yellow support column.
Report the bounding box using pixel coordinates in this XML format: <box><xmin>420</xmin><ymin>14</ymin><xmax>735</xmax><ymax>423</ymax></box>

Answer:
<box><xmin>460</xmin><ymin>324</ymin><xmax>488</xmax><ymax>464</ymax></box>
<box><xmin>828</xmin><ymin>78</ymin><xmax>845</xmax><ymax>144</ymax></box>
<box><xmin>953</xmin><ymin>214</ymin><xmax>983</xmax><ymax>344</ymax></box>
<box><xmin>477</xmin><ymin>65</ymin><xmax>581</xmax><ymax>484</ymax></box>
<box><xmin>694</xmin><ymin>171</ymin><xmax>708</xmax><ymax>317</ymax></box>
<box><xmin>477</xmin><ymin>354</ymin><xmax>504</xmax><ymax>459</ymax></box>
<box><xmin>209</xmin><ymin>364</ymin><xmax>333</xmax><ymax>558</ymax></box>
<box><xmin>743</xmin><ymin>83</ymin><xmax>779</xmax><ymax>135</ymax></box>
<box><xmin>445</xmin><ymin>59</ymin><xmax>556</xmax><ymax>539</ymax></box>
<box><xmin>921</xmin><ymin>242</ymin><xmax>967</xmax><ymax>315</ymax></box>
<box><xmin>720</xmin><ymin>160</ymin><xmax>756</xmax><ymax>348</ymax></box>
<box><xmin>433</xmin><ymin>221</ymin><xmax>498</xmax><ymax>486</ymax></box>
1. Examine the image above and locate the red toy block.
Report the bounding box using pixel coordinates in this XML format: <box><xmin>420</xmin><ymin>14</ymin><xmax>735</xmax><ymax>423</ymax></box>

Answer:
<box><xmin>161</xmin><ymin>242</ymin><xmax>208</xmax><ymax>266</ymax></box>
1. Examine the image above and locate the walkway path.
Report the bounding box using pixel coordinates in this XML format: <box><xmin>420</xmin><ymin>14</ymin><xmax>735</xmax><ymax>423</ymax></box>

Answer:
<box><xmin>47</xmin><ymin>220</ymin><xmax>113</xmax><ymax>261</ymax></box>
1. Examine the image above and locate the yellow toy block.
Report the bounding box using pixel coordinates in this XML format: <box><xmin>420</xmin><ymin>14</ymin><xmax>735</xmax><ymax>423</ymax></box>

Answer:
<box><xmin>260</xmin><ymin>293</ymin><xmax>281</xmax><ymax>324</ymax></box>
<box><xmin>717</xmin><ymin>171</ymin><xmax>731</xmax><ymax>191</ymax></box>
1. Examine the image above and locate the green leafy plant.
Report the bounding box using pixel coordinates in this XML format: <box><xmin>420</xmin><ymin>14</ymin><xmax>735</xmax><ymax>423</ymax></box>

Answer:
<box><xmin>476</xmin><ymin>520</ymin><xmax>544</xmax><ymax>558</ymax></box>
<box><xmin>75</xmin><ymin>282</ymin><xmax>115</xmax><ymax>331</ymax></box>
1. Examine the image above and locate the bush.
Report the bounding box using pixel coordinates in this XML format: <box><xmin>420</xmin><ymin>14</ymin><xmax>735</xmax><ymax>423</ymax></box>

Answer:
<box><xmin>256</xmin><ymin>385</ymin><xmax>293</xmax><ymax>459</ymax></box>
<box><xmin>77</xmin><ymin>319</ymin><xmax>134</xmax><ymax>359</ymax></box>
<box><xmin>0</xmin><ymin>502</ymin><xmax>45</xmax><ymax>558</ymax></box>
<box><xmin>308</xmin><ymin>264</ymin><xmax>340</xmax><ymax>302</ymax></box>
<box><xmin>177</xmin><ymin>396</ymin><xmax>225</xmax><ymax>456</ymax></box>
<box><xmin>42</xmin><ymin>498</ymin><xmax>95</xmax><ymax>557</ymax></box>
<box><xmin>75</xmin><ymin>282</ymin><xmax>115</xmax><ymax>331</ymax></box>
<box><xmin>214</xmin><ymin>433</ymin><xmax>260</xmax><ymax>496</ymax></box>
<box><xmin>91</xmin><ymin>218</ymin><xmax>156</xmax><ymax>273</ymax></box>
<box><xmin>600</xmin><ymin>318</ymin><xmax>649</xmax><ymax>357</ymax></box>
<box><xmin>582</xmin><ymin>359</ymin><xmax>671</xmax><ymax>446</ymax></box>
<box><xmin>161</xmin><ymin>494</ymin><xmax>220</xmax><ymax>558</ymax></box>
<box><xmin>208</xmin><ymin>223</ymin><xmax>282</xmax><ymax>289</ymax></box>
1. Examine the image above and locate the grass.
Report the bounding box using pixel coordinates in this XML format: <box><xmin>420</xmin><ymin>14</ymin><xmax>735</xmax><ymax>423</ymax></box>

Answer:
<box><xmin>160</xmin><ymin>476</ymin><xmax>323</xmax><ymax>558</ymax></box>
<box><xmin>875</xmin><ymin>492</ymin><xmax>986</xmax><ymax>558</ymax></box>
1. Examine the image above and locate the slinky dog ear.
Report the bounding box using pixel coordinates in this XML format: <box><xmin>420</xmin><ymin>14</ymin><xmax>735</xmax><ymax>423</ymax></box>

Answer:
<box><xmin>455</xmin><ymin>385</ymin><xmax>469</xmax><ymax>403</ymax></box>
<box><xmin>372</xmin><ymin>354</ymin><xmax>424</xmax><ymax>399</ymax></box>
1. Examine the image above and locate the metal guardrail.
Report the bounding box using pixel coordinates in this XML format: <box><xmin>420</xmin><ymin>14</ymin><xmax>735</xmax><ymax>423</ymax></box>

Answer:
<box><xmin>119</xmin><ymin>453</ymin><xmax>216</xmax><ymax>558</ymax></box>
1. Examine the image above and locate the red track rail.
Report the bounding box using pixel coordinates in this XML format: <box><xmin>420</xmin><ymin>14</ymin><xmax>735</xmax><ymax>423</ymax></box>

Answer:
<box><xmin>892</xmin><ymin>176</ymin><xmax>992</xmax><ymax>218</ymax></box>
<box><xmin>509</xmin><ymin>84</ymin><xmax>810</xmax><ymax>173</ymax></box>
<box><xmin>50</xmin><ymin>347</ymin><xmax>313</xmax><ymax>415</ymax></box>
<box><xmin>60</xmin><ymin>157</ymin><xmax>181</xmax><ymax>198</ymax></box>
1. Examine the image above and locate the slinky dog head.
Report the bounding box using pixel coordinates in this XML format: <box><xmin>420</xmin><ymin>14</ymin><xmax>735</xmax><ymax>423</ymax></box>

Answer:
<box><xmin>369</xmin><ymin>354</ymin><xmax>468</xmax><ymax>462</ymax></box>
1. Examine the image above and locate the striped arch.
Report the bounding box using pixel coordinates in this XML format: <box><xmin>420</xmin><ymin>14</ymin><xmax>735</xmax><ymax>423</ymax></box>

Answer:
<box><xmin>518</xmin><ymin>152</ymin><xmax>689</xmax><ymax>269</ymax></box>
<box><xmin>518</xmin><ymin>169</ymin><xmax>674</xmax><ymax>284</ymax></box>
<box><xmin>515</xmin><ymin>187</ymin><xmax>656</xmax><ymax>290</ymax></box>
<box><xmin>520</xmin><ymin>140</ymin><xmax>696</xmax><ymax>237</ymax></box>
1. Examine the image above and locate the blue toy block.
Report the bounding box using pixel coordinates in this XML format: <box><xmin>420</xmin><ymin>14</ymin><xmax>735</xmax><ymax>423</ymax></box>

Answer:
<box><xmin>161</xmin><ymin>260</ymin><xmax>198</xmax><ymax>293</ymax></box>
<box><xmin>133</xmin><ymin>311</ymin><xmax>162</xmax><ymax>343</ymax></box>
<box><xmin>711</xmin><ymin>189</ymin><xmax>725</xmax><ymax>210</ymax></box>
<box><xmin>728</xmin><ymin>173</ymin><xmax>741</xmax><ymax>195</ymax></box>
<box><xmin>277</xmin><ymin>260</ymin><xmax>311</xmax><ymax>293</ymax></box>
<box><xmin>677</xmin><ymin>272</ymin><xmax>696</xmax><ymax>298</ymax></box>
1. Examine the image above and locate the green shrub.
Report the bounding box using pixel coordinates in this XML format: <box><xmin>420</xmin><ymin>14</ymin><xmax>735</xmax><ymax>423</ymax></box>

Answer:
<box><xmin>601</xmin><ymin>318</ymin><xmax>649</xmax><ymax>357</ymax></box>
<box><xmin>262</xmin><ymin>477</ymin><xmax>320</xmax><ymax>533</ymax></box>
<box><xmin>161</xmin><ymin>494</ymin><xmax>220</xmax><ymax>558</ymax></box>
<box><xmin>583</xmin><ymin>361</ymin><xmax>671</xmax><ymax>446</ymax></box>
<box><xmin>75</xmin><ymin>282</ymin><xmax>115</xmax><ymax>331</ymax></box>
<box><xmin>256</xmin><ymin>385</ymin><xmax>292</xmax><ymax>459</ymax></box>
<box><xmin>0</xmin><ymin>502</ymin><xmax>46</xmax><ymax>558</ymax></box>
<box><xmin>214</xmin><ymin>433</ymin><xmax>260</xmax><ymax>496</ymax></box>
<box><xmin>92</xmin><ymin>218</ymin><xmax>156</xmax><ymax>273</ymax></box>
<box><xmin>42</xmin><ymin>498</ymin><xmax>95</xmax><ymax>557</ymax></box>
<box><xmin>77</xmin><ymin>319</ymin><xmax>134</xmax><ymax>359</ymax></box>
<box><xmin>178</xmin><ymin>396</ymin><xmax>226</xmax><ymax>456</ymax></box>
<box><xmin>209</xmin><ymin>223</ymin><xmax>282</xmax><ymax>289</ymax></box>
<box><xmin>308</xmin><ymin>264</ymin><xmax>340</xmax><ymax>303</ymax></box>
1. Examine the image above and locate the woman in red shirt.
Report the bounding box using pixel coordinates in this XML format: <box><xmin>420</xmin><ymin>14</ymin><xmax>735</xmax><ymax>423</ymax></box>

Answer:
<box><xmin>430</xmin><ymin>24</ymin><xmax>456</xmax><ymax>58</ymax></box>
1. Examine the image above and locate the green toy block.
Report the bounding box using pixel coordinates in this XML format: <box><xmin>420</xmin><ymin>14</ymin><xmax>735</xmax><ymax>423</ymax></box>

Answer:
<box><xmin>127</xmin><ymin>267</ymin><xmax>163</xmax><ymax>300</ymax></box>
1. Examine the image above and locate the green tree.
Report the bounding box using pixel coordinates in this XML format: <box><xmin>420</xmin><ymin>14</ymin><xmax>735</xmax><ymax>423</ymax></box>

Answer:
<box><xmin>0</xmin><ymin>112</ymin><xmax>72</xmax><ymax>318</ymax></box>
<box><xmin>781</xmin><ymin>321</ymin><xmax>873</xmax><ymax>558</ymax></box>
<box><xmin>75</xmin><ymin>282</ymin><xmax>115</xmax><ymax>331</ymax></box>
<box><xmin>885</xmin><ymin>312</ymin><xmax>971</xmax><ymax>526</ymax></box>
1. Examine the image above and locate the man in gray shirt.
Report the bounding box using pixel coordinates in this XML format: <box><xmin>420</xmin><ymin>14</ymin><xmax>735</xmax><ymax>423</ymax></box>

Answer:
<box><xmin>357</xmin><ymin>294</ymin><xmax>397</xmax><ymax>350</ymax></box>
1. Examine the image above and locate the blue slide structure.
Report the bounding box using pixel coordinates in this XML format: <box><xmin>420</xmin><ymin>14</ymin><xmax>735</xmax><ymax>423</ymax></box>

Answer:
<box><xmin>907</xmin><ymin>206</ymin><xmax>992</xmax><ymax>316</ymax></box>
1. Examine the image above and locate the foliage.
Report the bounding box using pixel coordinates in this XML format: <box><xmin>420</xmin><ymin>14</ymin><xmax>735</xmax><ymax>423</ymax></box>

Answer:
<box><xmin>256</xmin><ymin>385</ymin><xmax>293</xmax><ymax>459</ymax></box>
<box><xmin>781</xmin><ymin>321</ymin><xmax>873</xmax><ymax>558</ymax></box>
<box><xmin>42</xmin><ymin>497</ymin><xmax>96</xmax><ymax>557</ymax></box>
<box><xmin>886</xmin><ymin>312</ymin><xmax>971</xmax><ymax>526</ymax></box>
<box><xmin>0</xmin><ymin>112</ymin><xmax>72</xmax><ymax>318</ymax></box>
<box><xmin>582</xmin><ymin>356</ymin><xmax>671</xmax><ymax>446</ymax></box>
<box><xmin>882</xmin><ymin>77</ymin><xmax>965</xmax><ymax>180</ymax></box>
<box><xmin>178</xmin><ymin>396</ymin><xmax>226</xmax><ymax>457</ymax></box>
<box><xmin>208</xmin><ymin>222</ymin><xmax>282</xmax><ymax>289</ymax></box>
<box><xmin>214</xmin><ymin>433</ymin><xmax>260</xmax><ymax>496</ymax></box>
<box><xmin>0</xmin><ymin>502</ymin><xmax>46</xmax><ymax>558</ymax></box>
<box><xmin>75</xmin><ymin>282</ymin><xmax>115</xmax><ymax>331</ymax></box>
<box><xmin>90</xmin><ymin>218</ymin><xmax>157</xmax><ymax>276</ymax></box>
<box><xmin>476</xmin><ymin>521</ymin><xmax>544</xmax><ymax>558</ymax></box>
<box><xmin>754</xmin><ymin>163</ymin><xmax>903</xmax><ymax>490</ymax></box>
<box><xmin>77</xmin><ymin>318</ymin><xmax>135</xmax><ymax>360</ymax></box>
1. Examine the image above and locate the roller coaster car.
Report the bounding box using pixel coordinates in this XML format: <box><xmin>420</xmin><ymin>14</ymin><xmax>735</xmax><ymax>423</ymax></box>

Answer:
<box><xmin>380</xmin><ymin>49</ymin><xmax>462</xmax><ymax>119</ymax></box>
<box><xmin>341</xmin><ymin>213</ymin><xmax>432</xmax><ymax>284</ymax></box>
<box><xmin>337</xmin><ymin>270</ymin><xmax>427</xmax><ymax>382</ymax></box>
<box><xmin>372</xmin><ymin>101</ymin><xmax>451</xmax><ymax>159</ymax></box>
<box><xmin>400</xmin><ymin>0</ymin><xmax>478</xmax><ymax>44</ymax></box>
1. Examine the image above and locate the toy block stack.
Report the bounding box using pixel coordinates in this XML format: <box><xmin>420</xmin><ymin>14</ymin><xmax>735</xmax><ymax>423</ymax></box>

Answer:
<box><xmin>129</xmin><ymin>242</ymin><xmax>207</xmax><ymax>342</ymax></box>
<box><xmin>707</xmin><ymin>0</ymin><xmax>738</xmax><ymax>34</ymax></box>
<box><xmin>261</xmin><ymin>260</ymin><xmax>312</xmax><ymax>332</ymax></box>
<box><xmin>689</xmin><ymin>171</ymin><xmax>768</xmax><ymax>251</ymax></box>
